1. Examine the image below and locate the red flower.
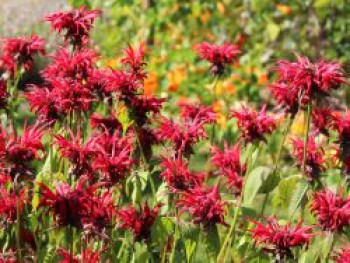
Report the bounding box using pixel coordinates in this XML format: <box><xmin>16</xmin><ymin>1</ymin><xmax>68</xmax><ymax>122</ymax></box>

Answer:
<box><xmin>58</xmin><ymin>247</ymin><xmax>103</xmax><ymax>263</ymax></box>
<box><xmin>195</xmin><ymin>42</ymin><xmax>241</xmax><ymax>75</ymax></box>
<box><xmin>157</xmin><ymin>116</ymin><xmax>207</xmax><ymax>156</ymax></box>
<box><xmin>129</xmin><ymin>95</ymin><xmax>165</xmax><ymax>126</ymax></box>
<box><xmin>310</xmin><ymin>189</ymin><xmax>350</xmax><ymax>232</ymax></box>
<box><xmin>232</xmin><ymin>105</ymin><xmax>277</xmax><ymax>144</ymax></box>
<box><xmin>90</xmin><ymin>113</ymin><xmax>122</xmax><ymax>134</ymax></box>
<box><xmin>0</xmin><ymin>35</ymin><xmax>45</xmax><ymax>74</ymax></box>
<box><xmin>93</xmin><ymin>132</ymin><xmax>134</xmax><ymax>184</ymax></box>
<box><xmin>0</xmin><ymin>79</ymin><xmax>9</xmax><ymax>110</ymax></box>
<box><xmin>291</xmin><ymin>134</ymin><xmax>325</xmax><ymax>179</ymax></box>
<box><xmin>177</xmin><ymin>184</ymin><xmax>227</xmax><ymax>227</ymax></box>
<box><xmin>273</xmin><ymin>55</ymin><xmax>346</xmax><ymax>106</ymax></box>
<box><xmin>45</xmin><ymin>6</ymin><xmax>101</xmax><ymax>47</ymax></box>
<box><xmin>105</xmin><ymin>69</ymin><xmax>138</xmax><ymax>98</ymax></box>
<box><xmin>0</xmin><ymin>121</ymin><xmax>46</xmax><ymax>178</ymax></box>
<box><xmin>334</xmin><ymin>245</ymin><xmax>350</xmax><ymax>263</ymax></box>
<box><xmin>118</xmin><ymin>203</ymin><xmax>161</xmax><ymax>242</ymax></box>
<box><xmin>160</xmin><ymin>155</ymin><xmax>204</xmax><ymax>192</ymax></box>
<box><xmin>120</xmin><ymin>44</ymin><xmax>147</xmax><ymax>81</ymax></box>
<box><xmin>311</xmin><ymin>107</ymin><xmax>335</xmax><ymax>136</ymax></box>
<box><xmin>211</xmin><ymin>143</ymin><xmax>245</xmax><ymax>193</ymax></box>
<box><xmin>178</xmin><ymin>101</ymin><xmax>216</xmax><ymax>124</ymax></box>
<box><xmin>250</xmin><ymin>216</ymin><xmax>314</xmax><ymax>260</ymax></box>
<box><xmin>0</xmin><ymin>187</ymin><xmax>26</xmax><ymax>224</ymax></box>
<box><xmin>54</xmin><ymin>129</ymin><xmax>97</xmax><ymax>178</ymax></box>
<box><xmin>269</xmin><ymin>82</ymin><xmax>299</xmax><ymax>117</ymax></box>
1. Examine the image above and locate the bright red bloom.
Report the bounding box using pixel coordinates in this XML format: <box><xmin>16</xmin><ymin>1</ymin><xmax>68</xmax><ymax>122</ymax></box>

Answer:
<box><xmin>90</xmin><ymin>113</ymin><xmax>122</xmax><ymax>134</ymax></box>
<box><xmin>160</xmin><ymin>155</ymin><xmax>204</xmax><ymax>192</ymax></box>
<box><xmin>211</xmin><ymin>143</ymin><xmax>245</xmax><ymax>193</ymax></box>
<box><xmin>334</xmin><ymin>245</ymin><xmax>350</xmax><ymax>263</ymax></box>
<box><xmin>45</xmin><ymin>6</ymin><xmax>101</xmax><ymax>47</ymax></box>
<box><xmin>311</xmin><ymin>107</ymin><xmax>335</xmax><ymax>136</ymax></box>
<box><xmin>232</xmin><ymin>105</ymin><xmax>277</xmax><ymax>144</ymax></box>
<box><xmin>291</xmin><ymin>134</ymin><xmax>325</xmax><ymax>179</ymax></box>
<box><xmin>157</xmin><ymin>116</ymin><xmax>207</xmax><ymax>156</ymax></box>
<box><xmin>269</xmin><ymin>82</ymin><xmax>299</xmax><ymax>117</ymax></box>
<box><xmin>105</xmin><ymin>69</ymin><xmax>138</xmax><ymax>98</ymax></box>
<box><xmin>0</xmin><ymin>121</ymin><xmax>46</xmax><ymax>178</ymax></box>
<box><xmin>195</xmin><ymin>42</ymin><xmax>241</xmax><ymax>75</ymax></box>
<box><xmin>250</xmin><ymin>216</ymin><xmax>314</xmax><ymax>260</ymax></box>
<box><xmin>0</xmin><ymin>35</ymin><xmax>45</xmax><ymax>74</ymax></box>
<box><xmin>177</xmin><ymin>184</ymin><xmax>227</xmax><ymax>227</ymax></box>
<box><xmin>0</xmin><ymin>187</ymin><xmax>26</xmax><ymax>224</ymax></box>
<box><xmin>310</xmin><ymin>189</ymin><xmax>350</xmax><ymax>232</ymax></box>
<box><xmin>0</xmin><ymin>79</ymin><xmax>8</xmax><ymax>110</ymax></box>
<box><xmin>118</xmin><ymin>203</ymin><xmax>161</xmax><ymax>242</ymax></box>
<box><xmin>54</xmin><ymin>129</ymin><xmax>98</xmax><ymax>178</ymax></box>
<box><xmin>58</xmin><ymin>247</ymin><xmax>103</xmax><ymax>263</ymax></box>
<box><xmin>178</xmin><ymin>101</ymin><xmax>216</xmax><ymax>124</ymax></box>
<box><xmin>120</xmin><ymin>44</ymin><xmax>147</xmax><ymax>81</ymax></box>
<box><xmin>0</xmin><ymin>248</ymin><xmax>16</xmax><ymax>262</ymax></box>
<box><xmin>93</xmin><ymin>132</ymin><xmax>134</xmax><ymax>184</ymax></box>
<box><xmin>273</xmin><ymin>55</ymin><xmax>346</xmax><ymax>106</ymax></box>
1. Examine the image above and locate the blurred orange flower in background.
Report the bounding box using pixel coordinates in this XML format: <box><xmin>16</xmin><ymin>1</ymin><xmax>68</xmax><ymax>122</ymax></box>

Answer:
<box><xmin>144</xmin><ymin>72</ymin><xmax>158</xmax><ymax>95</ymax></box>
<box><xmin>167</xmin><ymin>66</ymin><xmax>187</xmax><ymax>92</ymax></box>
<box><xmin>276</xmin><ymin>4</ymin><xmax>292</xmax><ymax>15</ymax></box>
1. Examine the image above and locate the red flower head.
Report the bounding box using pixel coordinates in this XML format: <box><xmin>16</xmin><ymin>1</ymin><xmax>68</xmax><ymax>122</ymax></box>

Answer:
<box><xmin>118</xmin><ymin>202</ymin><xmax>161</xmax><ymax>242</ymax></box>
<box><xmin>310</xmin><ymin>189</ymin><xmax>350</xmax><ymax>232</ymax></box>
<box><xmin>291</xmin><ymin>133</ymin><xmax>325</xmax><ymax>180</ymax></box>
<box><xmin>25</xmin><ymin>85</ymin><xmax>60</xmax><ymax>123</ymax></box>
<box><xmin>93</xmin><ymin>132</ymin><xmax>134</xmax><ymax>184</ymax></box>
<box><xmin>178</xmin><ymin>101</ymin><xmax>217</xmax><ymax>124</ymax></box>
<box><xmin>273</xmin><ymin>55</ymin><xmax>347</xmax><ymax>106</ymax></box>
<box><xmin>0</xmin><ymin>79</ymin><xmax>9</xmax><ymax>110</ymax></box>
<box><xmin>133</xmin><ymin>126</ymin><xmax>159</xmax><ymax>160</ymax></box>
<box><xmin>0</xmin><ymin>121</ymin><xmax>46</xmax><ymax>179</ymax></box>
<box><xmin>90</xmin><ymin>113</ymin><xmax>122</xmax><ymax>134</ymax></box>
<box><xmin>45</xmin><ymin>6</ymin><xmax>101</xmax><ymax>47</ymax></box>
<box><xmin>54</xmin><ymin>129</ymin><xmax>97</xmax><ymax>179</ymax></box>
<box><xmin>211</xmin><ymin>143</ymin><xmax>246</xmax><ymax>194</ymax></box>
<box><xmin>177</xmin><ymin>184</ymin><xmax>227</xmax><ymax>227</ymax></box>
<box><xmin>105</xmin><ymin>69</ymin><xmax>138</xmax><ymax>98</ymax></box>
<box><xmin>311</xmin><ymin>107</ymin><xmax>335</xmax><ymax>136</ymax></box>
<box><xmin>38</xmin><ymin>180</ymin><xmax>100</xmax><ymax>228</ymax></box>
<box><xmin>0</xmin><ymin>187</ymin><xmax>26</xmax><ymax>225</ymax></box>
<box><xmin>121</xmin><ymin>44</ymin><xmax>147</xmax><ymax>81</ymax></box>
<box><xmin>160</xmin><ymin>155</ymin><xmax>204</xmax><ymax>192</ymax></box>
<box><xmin>58</xmin><ymin>247</ymin><xmax>103</xmax><ymax>263</ymax></box>
<box><xmin>269</xmin><ymin>82</ymin><xmax>299</xmax><ymax>118</ymax></box>
<box><xmin>334</xmin><ymin>245</ymin><xmax>350</xmax><ymax>263</ymax></box>
<box><xmin>195</xmin><ymin>42</ymin><xmax>241</xmax><ymax>75</ymax></box>
<box><xmin>157</xmin><ymin>116</ymin><xmax>207</xmax><ymax>157</ymax></box>
<box><xmin>0</xmin><ymin>35</ymin><xmax>45</xmax><ymax>74</ymax></box>
<box><xmin>232</xmin><ymin>105</ymin><xmax>277</xmax><ymax>144</ymax></box>
<box><xmin>250</xmin><ymin>216</ymin><xmax>314</xmax><ymax>260</ymax></box>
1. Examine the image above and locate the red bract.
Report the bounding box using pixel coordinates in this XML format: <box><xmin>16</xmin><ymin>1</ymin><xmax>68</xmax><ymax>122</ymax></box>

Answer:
<box><xmin>232</xmin><ymin>105</ymin><xmax>277</xmax><ymax>144</ymax></box>
<box><xmin>311</xmin><ymin>107</ymin><xmax>335</xmax><ymax>136</ymax></box>
<box><xmin>105</xmin><ymin>69</ymin><xmax>138</xmax><ymax>98</ymax></box>
<box><xmin>195</xmin><ymin>42</ymin><xmax>241</xmax><ymax>75</ymax></box>
<box><xmin>45</xmin><ymin>6</ymin><xmax>101</xmax><ymax>47</ymax></box>
<box><xmin>250</xmin><ymin>216</ymin><xmax>314</xmax><ymax>260</ymax></box>
<box><xmin>0</xmin><ymin>121</ymin><xmax>46</xmax><ymax>178</ymax></box>
<box><xmin>178</xmin><ymin>101</ymin><xmax>216</xmax><ymax>124</ymax></box>
<box><xmin>0</xmin><ymin>35</ymin><xmax>45</xmax><ymax>74</ymax></box>
<box><xmin>90</xmin><ymin>113</ymin><xmax>122</xmax><ymax>134</ymax></box>
<box><xmin>334</xmin><ymin>245</ymin><xmax>350</xmax><ymax>263</ymax></box>
<box><xmin>58</xmin><ymin>247</ymin><xmax>103</xmax><ymax>263</ymax></box>
<box><xmin>211</xmin><ymin>143</ymin><xmax>245</xmax><ymax>194</ymax></box>
<box><xmin>93</xmin><ymin>132</ymin><xmax>134</xmax><ymax>184</ymax></box>
<box><xmin>157</xmin><ymin>116</ymin><xmax>207</xmax><ymax>156</ymax></box>
<box><xmin>0</xmin><ymin>188</ymin><xmax>26</xmax><ymax>224</ymax></box>
<box><xmin>333</xmin><ymin>112</ymin><xmax>350</xmax><ymax>175</ymax></box>
<box><xmin>121</xmin><ymin>44</ymin><xmax>147</xmax><ymax>81</ymax></box>
<box><xmin>310</xmin><ymin>189</ymin><xmax>350</xmax><ymax>232</ymax></box>
<box><xmin>118</xmin><ymin>203</ymin><xmax>161</xmax><ymax>242</ymax></box>
<box><xmin>273</xmin><ymin>55</ymin><xmax>346</xmax><ymax>106</ymax></box>
<box><xmin>291</xmin><ymin>134</ymin><xmax>325</xmax><ymax>179</ymax></box>
<box><xmin>160</xmin><ymin>155</ymin><xmax>204</xmax><ymax>192</ymax></box>
<box><xmin>54</xmin><ymin>129</ymin><xmax>97</xmax><ymax>178</ymax></box>
<box><xmin>177</xmin><ymin>184</ymin><xmax>227</xmax><ymax>227</ymax></box>
<box><xmin>0</xmin><ymin>79</ymin><xmax>8</xmax><ymax>110</ymax></box>
<box><xmin>269</xmin><ymin>82</ymin><xmax>299</xmax><ymax>117</ymax></box>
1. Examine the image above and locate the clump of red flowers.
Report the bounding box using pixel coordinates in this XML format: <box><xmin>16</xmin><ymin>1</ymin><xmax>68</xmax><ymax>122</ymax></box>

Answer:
<box><xmin>195</xmin><ymin>42</ymin><xmax>241</xmax><ymax>75</ymax></box>
<box><xmin>310</xmin><ymin>189</ymin><xmax>350</xmax><ymax>232</ymax></box>
<box><xmin>311</xmin><ymin>107</ymin><xmax>336</xmax><ymax>136</ymax></box>
<box><xmin>232</xmin><ymin>105</ymin><xmax>277</xmax><ymax>144</ymax></box>
<box><xmin>334</xmin><ymin>245</ymin><xmax>350</xmax><ymax>263</ymax></box>
<box><xmin>58</xmin><ymin>247</ymin><xmax>103</xmax><ymax>263</ymax></box>
<box><xmin>177</xmin><ymin>184</ymin><xmax>227</xmax><ymax>227</ymax></box>
<box><xmin>0</xmin><ymin>35</ymin><xmax>45</xmax><ymax>74</ymax></box>
<box><xmin>250</xmin><ymin>216</ymin><xmax>314</xmax><ymax>262</ymax></box>
<box><xmin>117</xmin><ymin>203</ymin><xmax>161</xmax><ymax>242</ymax></box>
<box><xmin>291</xmin><ymin>133</ymin><xmax>326</xmax><ymax>180</ymax></box>
<box><xmin>45</xmin><ymin>6</ymin><xmax>101</xmax><ymax>47</ymax></box>
<box><xmin>0</xmin><ymin>187</ymin><xmax>26</xmax><ymax>225</ymax></box>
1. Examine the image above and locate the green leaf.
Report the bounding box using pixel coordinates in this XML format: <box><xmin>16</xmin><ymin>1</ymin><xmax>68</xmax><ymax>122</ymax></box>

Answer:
<box><xmin>273</xmin><ymin>175</ymin><xmax>300</xmax><ymax>209</ymax></box>
<box><xmin>243</xmin><ymin>166</ymin><xmax>269</xmax><ymax>206</ymax></box>
<box><xmin>258</xmin><ymin>169</ymin><xmax>281</xmax><ymax>194</ymax></box>
<box><xmin>203</xmin><ymin>225</ymin><xmax>220</xmax><ymax>260</ymax></box>
<box><xmin>151</xmin><ymin>217</ymin><xmax>174</xmax><ymax>244</ymax></box>
<box><xmin>289</xmin><ymin>178</ymin><xmax>309</xmax><ymax>216</ymax></box>
<box><xmin>267</xmin><ymin>22</ymin><xmax>280</xmax><ymax>41</ymax></box>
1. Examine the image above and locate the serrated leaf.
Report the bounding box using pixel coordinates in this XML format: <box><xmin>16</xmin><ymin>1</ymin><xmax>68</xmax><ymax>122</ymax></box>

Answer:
<box><xmin>289</xmin><ymin>178</ymin><xmax>309</xmax><ymax>216</ymax></box>
<box><xmin>273</xmin><ymin>175</ymin><xmax>300</xmax><ymax>209</ymax></box>
<box><xmin>243</xmin><ymin>166</ymin><xmax>269</xmax><ymax>205</ymax></box>
<box><xmin>151</xmin><ymin>217</ymin><xmax>174</xmax><ymax>244</ymax></box>
<box><xmin>258</xmin><ymin>169</ymin><xmax>281</xmax><ymax>194</ymax></box>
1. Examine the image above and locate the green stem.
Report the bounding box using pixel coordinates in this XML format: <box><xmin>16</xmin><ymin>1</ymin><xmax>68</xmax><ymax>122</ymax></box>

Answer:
<box><xmin>16</xmin><ymin>191</ymin><xmax>22</xmax><ymax>262</ymax></box>
<box><xmin>69</xmin><ymin>225</ymin><xmax>74</xmax><ymax>263</ymax></box>
<box><xmin>210</xmin><ymin>76</ymin><xmax>219</xmax><ymax>145</ymax></box>
<box><xmin>302</xmin><ymin>102</ymin><xmax>312</xmax><ymax>175</ymax></box>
